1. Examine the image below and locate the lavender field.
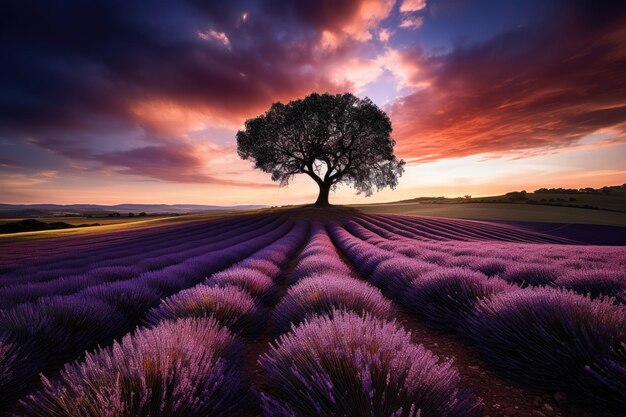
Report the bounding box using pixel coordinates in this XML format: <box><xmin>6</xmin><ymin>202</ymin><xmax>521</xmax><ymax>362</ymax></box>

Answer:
<box><xmin>0</xmin><ymin>211</ymin><xmax>624</xmax><ymax>417</ymax></box>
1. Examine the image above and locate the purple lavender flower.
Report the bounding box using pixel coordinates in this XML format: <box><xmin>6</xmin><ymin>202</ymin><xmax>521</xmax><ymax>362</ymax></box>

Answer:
<box><xmin>145</xmin><ymin>284</ymin><xmax>266</xmax><ymax>336</ymax></box>
<box><xmin>502</xmin><ymin>264</ymin><xmax>559</xmax><ymax>287</ymax></box>
<box><xmin>369</xmin><ymin>258</ymin><xmax>438</xmax><ymax>300</ymax></box>
<box><xmin>17</xmin><ymin>317</ymin><xmax>249</xmax><ymax>417</ymax></box>
<box><xmin>465</xmin><ymin>287</ymin><xmax>625</xmax><ymax>412</ymax></box>
<box><xmin>556</xmin><ymin>269</ymin><xmax>625</xmax><ymax>302</ymax></box>
<box><xmin>205</xmin><ymin>267</ymin><xmax>278</xmax><ymax>305</ymax></box>
<box><xmin>273</xmin><ymin>274</ymin><xmax>394</xmax><ymax>334</ymax></box>
<box><xmin>260</xmin><ymin>310</ymin><xmax>480</xmax><ymax>417</ymax></box>
<box><xmin>403</xmin><ymin>267</ymin><xmax>511</xmax><ymax>332</ymax></box>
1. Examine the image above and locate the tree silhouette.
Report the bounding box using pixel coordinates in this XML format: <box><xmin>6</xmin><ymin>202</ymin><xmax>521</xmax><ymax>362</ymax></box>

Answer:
<box><xmin>237</xmin><ymin>93</ymin><xmax>405</xmax><ymax>207</ymax></box>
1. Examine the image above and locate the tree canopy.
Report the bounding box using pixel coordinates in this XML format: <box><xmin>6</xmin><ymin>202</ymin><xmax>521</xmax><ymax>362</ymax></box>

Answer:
<box><xmin>237</xmin><ymin>93</ymin><xmax>405</xmax><ymax>206</ymax></box>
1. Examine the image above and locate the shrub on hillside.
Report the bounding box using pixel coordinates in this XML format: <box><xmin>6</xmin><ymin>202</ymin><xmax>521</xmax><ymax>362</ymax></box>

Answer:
<box><xmin>18</xmin><ymin>318</ymin><xmax>249</xmax><ymax>417</ymax></box>
<box><xmin>260</xmin><ymin>310</ymin><xmax>480</xmax><ymax>417</ymax></box>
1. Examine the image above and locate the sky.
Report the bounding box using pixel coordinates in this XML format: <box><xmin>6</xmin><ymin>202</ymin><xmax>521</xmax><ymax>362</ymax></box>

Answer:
<box><xmin>1</xmin><ymin>0</ymin><xmax>625</xmax><ymax>205</ymax></box>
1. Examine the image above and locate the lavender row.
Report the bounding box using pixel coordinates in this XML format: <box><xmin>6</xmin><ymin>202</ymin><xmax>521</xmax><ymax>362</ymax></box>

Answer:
<box><xmin>0</xmin><ymin>211</ymin><xmax>260</xmax><ymax>272</ymax></box>
<box><xmin>346</xmin><ymin>217</ymin><xmax>625</xmax><ymax>301</ymax></box>
<box><xmin>260</xmin><ymin>310</ymin><xmax>480</xmax><ymax>417</ymax></box>
<box><xmin>330</xmin><ymin>223</ymin><xmax>626</xmax><ymax>415</ymax></box>
<box><xmin>0</xmin><ymin>217</ymin><xmax>294</xmax><ymax>411</ymax></box>
<box><xmin>0</xmin><ymin>216</ymin><xmax>282</xmax><ymax>310</ymax></box>
<box><xmin>259</xmin><ymin>225</ymin><xmax>480</xmax><ymax>416</ymax></box>
<box><xmin>0</xmin><ymin>216</ymin><xmax>282</xmax><ymax>308</ymax></box>
<box><xmin>354</xmin><ymin>215</ymin><xmax>625</xmax><ymax>268</ymax></box>
<box><xmin>146</xmin><ymin>220</ymin><xmax>309</xmax><ymax>334</ymax></box>
<box><xmin>272</xmin><ymin>223</ymin><xmax>393</xmax><ymax>334</ymax></box>
<box><xmin>364</xmin><ymin>214</ymin><xmax>570</xmax><ymax>243</ymax></box>
<box><xmin>16</xmin><ymin>317</ymin><xmax>249</xmax><ymax>417</ymax></box>
<box><xmin>1</xmin><ymin>218</ymin><xmax>292</xmax><ymax>406</ymax></box>
<box><xmin>13</xmin><ymin>221</ymin><xmax>311</xmax><ymax>416</ymax></box>
<box><xmin>0</xmin><ymin>213</ymin><xmax>266</xmax><ymax>286</ymax></box>
<box><xmin>0</xmin><ymin>214</ymin><xmax>273</xmax><ymax>288</ymax></box>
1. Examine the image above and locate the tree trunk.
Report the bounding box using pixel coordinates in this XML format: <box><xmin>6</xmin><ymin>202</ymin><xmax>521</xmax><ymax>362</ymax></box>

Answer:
<box><xmin>314</xmin><ymin>182</ymin><xmax>331</xmax><ymax>207</ymax></box>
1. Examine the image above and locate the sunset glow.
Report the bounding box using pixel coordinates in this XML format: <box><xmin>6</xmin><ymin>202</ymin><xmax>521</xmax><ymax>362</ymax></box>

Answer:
<box><xmin>1</xmin><ymin>0</ymin><xmax>625</xmax><ymax>205</ymax></box>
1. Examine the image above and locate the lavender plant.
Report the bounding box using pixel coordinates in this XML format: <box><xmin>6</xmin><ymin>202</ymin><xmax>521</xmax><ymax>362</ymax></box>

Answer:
<box><xmin>403</xmin><ymin>267</ymin><xmax>511</xmax><ymax>332</ymax></box>
<box><xmin>556</xmin><ymin>269</ymin><xmax>625</xmax><ymax>302</ymax></box>
<box><xmin>145</xmin><ymin>284</ymin><xmax>266</xmax><ymax>335</ymax></box>
<box><xmin>502</xmin><ymin>264</ymin><xmax>559</xmax><ymax>287</ymax></box>
<box><xmin>465</xmin><ymin>287</ymin><xmax>625</xmax><ymax>412</ymax></box>
<box><xmin>259</xmin><ymin>310</ymin><xmax>480</xmax><ymax>417</ymax></box>
<box><xmin>272</xmin><ymin>274</ymin><xmax>394</xmax><ymax>334</ymax></box>
<box><xmin>205</xmin><ymin>267</ymin><xmax>278</xmax><ymax>305</ymax></box>
<box><xmin>369</xmin><ymin>258</ymin><xmax>437</xmax><ymax>300</ymax></box>
<box><xmin>18</xmin><ymin>317</ymin><xmax>249</xmax><ymax>417</ymax></box>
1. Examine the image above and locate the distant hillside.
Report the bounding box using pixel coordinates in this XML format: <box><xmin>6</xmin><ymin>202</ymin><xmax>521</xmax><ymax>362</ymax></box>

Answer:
<box><xmin>354</xmin><ymin>184</ymin><xmax>626</xmax><ymax>226</ymax></box>
<box><xmin>0</xmin><ymin>203</ymin><xmax>267</xmax><ymax>218</ymax></box>
<box><xmin>387</xmin><ymin>184</ymin><xmax>626</xmax><ymax>212</ymax></box>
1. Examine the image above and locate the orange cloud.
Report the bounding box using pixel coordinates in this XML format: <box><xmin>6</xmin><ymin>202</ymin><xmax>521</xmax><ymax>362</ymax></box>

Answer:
<box><xmin>342</xmin><ymin>0</ymin><xmax>395</xmax><ymax>41</ymax></box>
<box><xmin>389</xmin><ymin>16</ymin><xmax>626</xmax><ymax>162</ymax></box>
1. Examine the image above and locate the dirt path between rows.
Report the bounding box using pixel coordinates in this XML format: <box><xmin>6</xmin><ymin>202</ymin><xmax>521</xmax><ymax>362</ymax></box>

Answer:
<box><xmin>240</xmin><ymin>221</ymin><xmax>312</xmax><ymax>417</ymax></box>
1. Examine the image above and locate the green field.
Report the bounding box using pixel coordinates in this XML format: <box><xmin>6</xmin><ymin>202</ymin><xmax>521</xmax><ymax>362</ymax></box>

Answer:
<box><xmin>0</xmin><ymin>211</ymin><xmax>256</xmax><ymax>242</ymax></box>
<box><xmin>354</xmin><ymin>200</ymin><xmax>626</xmax><ymax>226</ymax></box>
<box><xmin>0</xmin><ymin>215</ymin><xmax>174</xmax><ymax>226</ymax></box>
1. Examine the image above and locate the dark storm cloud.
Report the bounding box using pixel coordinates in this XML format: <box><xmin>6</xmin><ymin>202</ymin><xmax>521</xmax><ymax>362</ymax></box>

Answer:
<box><xmin>0</xmin><ymin>0</ymin><xmax>362</xmax><ymax>183</ymax></box>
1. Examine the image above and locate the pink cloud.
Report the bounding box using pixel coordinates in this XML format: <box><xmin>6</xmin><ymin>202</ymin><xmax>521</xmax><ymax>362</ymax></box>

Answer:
<box><xmin>95</xmin><ymin>144</ymin><xmax>276</xmax><ymax>187</ymax></box>
<box><xmin>400</xmin><ymin>0</ymin><xmax>427</xmax><ymax>13</ymax></box>
<box><xmin>197</xmin><ymin>29</ymin><xmax>231</xmax><ymax>48</ymax></box>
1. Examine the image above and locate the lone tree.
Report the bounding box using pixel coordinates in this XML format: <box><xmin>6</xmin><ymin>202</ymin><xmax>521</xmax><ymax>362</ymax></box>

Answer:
<box><xmin>237</xmin><ymin>93</ymin><xmax>405</xmax><ymax>207</ymax></box>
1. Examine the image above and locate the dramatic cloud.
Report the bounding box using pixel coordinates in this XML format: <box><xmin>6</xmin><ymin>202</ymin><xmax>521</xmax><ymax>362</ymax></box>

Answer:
<box><xmin>0</xmin><ymin>0</ymin><xmax>624</xmax><ymax>203</ymax></box>
<box><xmin>390</xmin><ymin>2</ymin><xmax>626</xmax><ymax>161</ymax></box>
<box><xmin>0</xmin><ymin>0</ymin><xmax>367</xmax><ymax>186</ymax></box>
<box><xmin>94</xmin><ymin>144</ymin><xmax>274</xmax><ymax>187</ymax></box>
<box><xmin>270</xmin><ymin>0</ymin><xmax>395</xmax><ymax>41</ymax></box>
